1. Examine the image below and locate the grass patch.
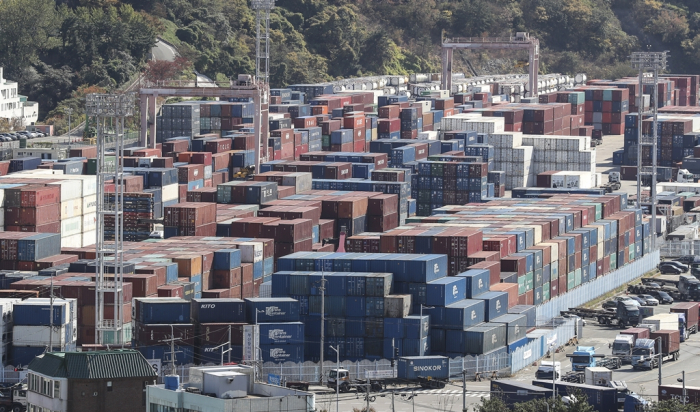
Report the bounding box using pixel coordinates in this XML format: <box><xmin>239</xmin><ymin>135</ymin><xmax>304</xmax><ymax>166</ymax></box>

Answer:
<box><xmin>159</xmin><ymin>18</ymin><xmax>181</xmax><ymax>48</ymax></box>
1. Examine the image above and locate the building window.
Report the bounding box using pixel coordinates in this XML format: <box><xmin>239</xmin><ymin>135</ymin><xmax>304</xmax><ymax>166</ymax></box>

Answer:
<box><xmin>107</xmin><ymin>381</ymin><xmax>112</xmax><ymax>392</ymax></box>
<box><xmin>53</xmin><ymin>381</ymin><xmax>60</xmax><ymax>398</ymax></box>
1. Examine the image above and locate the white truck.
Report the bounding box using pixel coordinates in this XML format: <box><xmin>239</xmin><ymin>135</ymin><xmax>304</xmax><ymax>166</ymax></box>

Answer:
<box><xmin>611</xmin><ymin>334</ymin><xmax>635</xmax><ymax>362</ymax></box>
<box><xmin>585</xmin><ymin>367</ymin><xmax>612</xmax><ymax>386</ymax></box>
<box><xmin>535</xmin><ymin>361</ymin><xmax>561</xmax><ymax>380</ymax></box>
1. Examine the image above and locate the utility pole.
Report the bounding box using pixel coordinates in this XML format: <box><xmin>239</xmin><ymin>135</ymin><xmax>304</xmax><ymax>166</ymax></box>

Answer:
<box><xmin>366</xmin><ymin>378</ymin><xmax>370</xmax><ymax>412</ymax></box>
<box><xmin>228</xmin><ymin>325</ymin><xmax>232</xmax><ymax>364</ymax></box>
<box><xmin>462</xmin><ymin>370</ymin><xmax>467</xmax><ymax>412</ymax></box>
<box><xmin>319</xmin><ymin>270</ymin><xmax>326</xmax><ymax>385</ymax></box>
<box><xmin>160</xmin><ymin>325</ymin><xmax>181</xmax><ymax>375</ymax></box>
<box><xmin>392</xmin><ymin>390</ymin><xmax>395</xmax><ymax>412</ymax></box>
<box><xmin>48</xmin><ymin>276</ymin><xmax>54</xmax><ymax>352</ymax></box>
<box><xmin>330</xmin><ymin>345</ymin><xmax>340</xmax><ymax>412</ymax></box>
<box><xmin>65</xmin><ymin>107</ymin><xmax>72</xmax><ymax>140</ymax></box>
<box><xmin>683</xmin><ymin>370</ymin><xmax>687</xmax><ymax>405</ymax></box>
<box><xmin>658</xmin><ymin>337</ymin><xmax>662</xmax><ymax>386</ymax></box>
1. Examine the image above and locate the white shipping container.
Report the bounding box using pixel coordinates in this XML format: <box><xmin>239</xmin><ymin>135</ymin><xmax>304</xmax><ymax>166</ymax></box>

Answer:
<box><xmin>60</xmin><ymin>216</ymin><xmax>82</xmax><ymax>237</ymax></box>
<box><xmin>282</xmin><ymin>173</ymin><xmax>312</xmax><ymax>193</ymax></box>
<box><xmin>640</xmin><ymin>313</ymin><xmax>678</xmax><ymax>331</ymax></box>
<box><xmin>239</xmin><ymin>242</ymin><xmax>263</xmax><ymax>263</ymax></box>
<box><xmin>61</xmin><ymin>233</ymin><xmax>82</xmax><ymax>248</ymax></box>
<box><xmin>60</xmin><ymin>198</ymin><xmax>83</xmax><ymax>219</ymax></box>
<box><xmin>48</xmin><ymin>179</ymin><xmax>83</xmax><ymax>201</ymax></box>
<box><xmin>13</xmin><ymin>325</ymin><xmax>69</xmax><ymax>347</ymax></box>
<box><xmin>0</xmin><ymin>188</ymin><xmax>4</xmax><ymax>208</ymax></box>
<box><xmin>162</xmin><ymin>183</ymin><xmax>179</xmax><ymax>202</ymax></box>
<box><xmin>82</xmin><ymin>194</ymin><xmax>97</xmax><ymax>214</ymax></box>
<box><xmin>0</xmin><ymin>208</ymin><xmax>3</xmax><ymax>228</ymax></box>
<box><xmin>384</xmin><ymin>295</ymin><xmax>412</xmax><ymax>318</ymax></box>
<box><xmin>58</xmin><ymin>175</ymin><xmax>97</xmax><ymax>197</ymax></box>
<box><xmin>82</xmin><ymin>212</ymin><xmax>97</xmax><ymax>232</ymax></box>
<box><xmin>418</xmin><ymin>131</ymin><xmax>438</xmax><ymax>140</ymax></box>
<box><xmin>204</xmin><ymin>165</ymin><xmax>212</xmax><ymax>180</ymax></box>
<box><xmin>82</xmin><ymin>230</ymin><xmax>96</xmax><ymax>247</ymax></box>
<box><xmin>259</xmin><ymin>282</ymin><xmax>272</xmax><ymax>298</ymax></box>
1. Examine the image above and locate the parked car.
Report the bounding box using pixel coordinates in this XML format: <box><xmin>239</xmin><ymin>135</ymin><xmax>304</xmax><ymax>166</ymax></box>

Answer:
<box><xmin>629</xmin><ymin>296</ymin><xmax>646</xmax><ymax>306</ymax></box>
<box><xmin>645</xmin><ymin>282</ymin><xmax>661</xmax><ymax>289</ymax></box>
<box><xmin>659</xmin><ymin>262</ymin><xmax>684</xmax><ymax>275</ymax></box>
<box><xmin>602</xmin><ymin>300</ymin><xmax>618</xmax><ymax>309</ymax></box>
<box><xmin>637</xmin><ymin>294</ymin><xmax>659</xmax><ymax>306</ymax></box>
<box><xmin>665</xmin><ymin>261</ymin><xmax>689</xmax><ymax>272</ymax></box>
<box><xmin>650</xmin><ymin>290</ymin><xmax>674</xmax><ymax>304</ymax></box>
<box><xmin>614</xmin><ymin>296</ymin><xmax>641</xmax><ymax>307</ymax></box>
<box><xmin>674</xmin><ymin>256</ymin><xmax>699</xmax><ymax>265</ymax></box>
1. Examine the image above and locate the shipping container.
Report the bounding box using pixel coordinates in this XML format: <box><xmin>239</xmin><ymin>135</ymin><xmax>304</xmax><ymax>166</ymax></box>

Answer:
<box><xmin>397</xmin><ymin>356</ymin><xmax>449</xmax><ymax>380</ymax></box>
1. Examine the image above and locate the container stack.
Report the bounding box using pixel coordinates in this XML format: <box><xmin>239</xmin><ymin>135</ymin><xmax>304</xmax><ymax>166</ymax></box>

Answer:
<box><xmin>572</xmin><ymin>86</ymin><xmax>629</xmax><ymax>136</ymax></box>
<box><xmin>246</xmin><ymin>298</ymin><xmax>304</xmax><ymax>363</ymax></box>
<box><xmin>163</xmin><ymin>202</ymin><xmax>217</xmax><ymax>238</ymax></box>
<box><xmin>12</xmin><ymin>298</ymin><xmax>77</xmax><ymax>366</ymax></box>
<box><xmin>4</xmin><ymin>184</ymin><xmax>60</xmax><ymax>234</ymax></box>
<box><xmin>0</xmin><ymin>299</ymin><xmax>19</xmax><ymax>366</ymax></box>
<box><xmin>133</xmin><ymin>298</ymin><xmax>195</xmax><ymax>365</ymax></box>
<box><xmin>200</xmin><ymin>102</ymin><xmax>255</xmax><ymax>134</ymax></box>
<box><xmin>624</xmin><ymin>113</ymin><xmax>700</xmax><ymax>167</ymax></box>
<box><xmin>490</xmin><ymin>133</ymin><xmax>534</xmax><ymax>189</ymax></box>
<box><xmin>156</xmin><ymin>102</ymin><xmax>201</xmax><ymax>143</ymax></box>
<box><xmin>411</xmin><ymin>161</ymin><xmax>489</xmax><ymax>216</ymax></box>
<box><xmin>191</xmin><ymin>298</ymin><xmax>246</xmax><ymax>363</ymax></box>
<box><xmin>104</xmin><ymin>192</ymin><xmax>155</xmax><ymax>242</ymax></box>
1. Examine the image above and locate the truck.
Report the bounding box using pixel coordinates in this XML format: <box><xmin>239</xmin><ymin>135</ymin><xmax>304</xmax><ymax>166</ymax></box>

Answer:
<box><xmin>561</xmin><ymin>301</ymin><xmax>639</xmax><ymax>328</ymax></box>
<box><xmin>566</xmin><ymin>346</ymin><xmax>621</xmax><ymax>372</ymax></box>
<box><xmin>631</xmin><ymin>330</ymin><xmax>681</xmax><ymax>369</ymax></box>
<box><xmin>535</xmin><ymin>361</ymin><xmax>561</xmax><ymax>380</ymax></box>
<box><xmin>612</xmin><ymin>328</ymin><xmax>650</xmax><ymax>363</ymax></box>
<box><xmin>658</xmin><ymin>384</ymin><xmax>700</xmax><ymax>405</ymax></box>
<box><xmin>531</xmin><ymin>379</ymin><xmax>635</xmax><ymax>412</ymax></box>
<box><xmin>633</xmin><ymin>275</ymin><xmax>700</xmax><ymax>300</ymax></box>
<box><xmin>671</xmin><ymin>302</ymin><xmax>699</xmax><ymax>335</ymax></box>
<box><xmin>490</xmin><ymin>380</ymin><xmax>553</xmax><ymax>407</ymax></box>
<box><xmin>584</xmin><ymin>367</ymin><xmax>612</xmax><ymax>386</ymax></box>
<box><xmin>600</xmin><ymin>172</ymin><xmax>622</xmax><ymax>193</ymax></box>
<box><xmin>677</xmin><ymin>169</ymin><xmax>696</xmax><ymax>183</ymax></box>
<box><xmin>328</xmin><ymin>356</ymin><xmax>449</xmax><ymax>393</ymax></box>
<box><xmin>0</xmin><ymin>383</ymin><xmax>27</xmax><ymax>412</ymax></box>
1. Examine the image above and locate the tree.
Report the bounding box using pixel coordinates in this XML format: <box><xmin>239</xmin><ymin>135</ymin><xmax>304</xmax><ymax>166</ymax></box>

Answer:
<box><xmin>144</xmin><ymin>57</ymin><xmax>191</xmax><ymax>82</ymax></box>
<box><xmin>652</xmin><ymin>399</ymin><xmax>699</xmax><ymax>412</ymax></box>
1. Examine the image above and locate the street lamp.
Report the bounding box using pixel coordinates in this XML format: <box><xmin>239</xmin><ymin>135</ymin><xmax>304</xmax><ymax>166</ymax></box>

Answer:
<box><xmin>65</xmin><ymin>107</ymin><xmax>73</xmax><ymax>140</ymax></box>
<box><xmin>211</xmin><ymin>341</ymin><xmax>232</xmax><ymax>366</ymax></box>
<box><xmin>678</xmin><ymin>371</ymin><xmax>687</xmax><ymax>405</ymax></box>
<box><xmin>330</xmin><ymin>345</ymin><xmax>340</xmax><ymax>412</ymax></box>
<box><xmin>419</xmin><ymin>305</ymin><xmax>434</xmax><ymax>356</ymax></box>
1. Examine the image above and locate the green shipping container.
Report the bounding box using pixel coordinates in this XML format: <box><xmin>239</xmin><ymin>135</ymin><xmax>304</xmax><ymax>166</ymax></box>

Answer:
<box><xmin>629</xmin><ymin>245</ymin><xmax>635</xmax><ymax>261</ymax></box>
<box><xmin>518</xmin><ymin>276</ymin><xmax>526</xmax><ymax>295</ymax></box>
<box><xmin>524</xmin><ymin>272</ymin><xmax>534</xmax><ymax>291</ymax></box>
<box><xmin>87</xmin><ymin>156</ymin><xmax>116</xmax><ymax>175</ymax></box>
<box><xmin>322</xmin><ymin>135</ymin><xmax>330</xmax><ymax>148</ymax></box>
<box><xmin>610</xmin><ymin>252</ymin><xmax>617</xmax><ymax>270</ymax></box>
<box><xmin>567</xmin><ymin>272</ymin><xmax>575</xmax><ymax>291</ymax></box>
<box><xmin>574</xmin><ymin>268</ymin><xmax>582</xmax><ymax>287</ymax></box>
<box><xmin>542</xmin><ymin>282</ymin><xmax>550</xmax><ymax>302</ymax></box>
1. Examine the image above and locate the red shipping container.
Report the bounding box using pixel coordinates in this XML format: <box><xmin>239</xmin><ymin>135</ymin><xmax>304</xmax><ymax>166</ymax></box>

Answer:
<box><xmin>232</xmin><ymin>134</ymin><xmax>256</xmax><ymax>150</ymax></box>
<box><xmin>378</xmin><ymin>119</ymin><xmax>401</xmax><ymax>133</ymax></box>
<box><xmin>295</xmin><ymin>144</ymin><xmax>309</xmax><ymax>159</ymax></box>
<box><xmin>353</xmin><ymin>140</ymin><xmax>365</xmax><ymax>152</ymax></box>
<box><xmin>343</xmin><ymin>116</ymin><xmax>366</xmax><ymax>130</ymax></box>
<box><xmin>201</xmin><ymin>289</ymin><xmax>232</xmax><ymax>299</ymax></box>
<box><xmin>489</xmin><ymin>283</ymin><xmax>518</xmax><ymax>308</ymax></box>
<box><xmin>213</xmin><ymin>268</ymin><xmax>242</xmax><ymax>289</ymax></box>
<box><xmin>158</xmin><ymin>284</ymin><xmax>184</xmax><ymax>298</ymax></box>
<box><xmin>123</xmin><ymin>274</ymin><xmax>158</xmax><ymax>297</ymax></box>
<box><xmin>133</xmin><ymin>148</ymin><xmax>161</xmax><ymax>157</ymax></box>
<box><xmin>191</xmin><ymin>152</ymin><xmax>212</xmax><ymax>166</ymax></box>
<box><xmin>20</xmin><ymin>186</ymin><xmax>60</xmax><ymax>207</ymax></box>
<box><xmin>178</xmin><ymin>164</ymin><xmax>205</xmax><ymax>183</ymax></box>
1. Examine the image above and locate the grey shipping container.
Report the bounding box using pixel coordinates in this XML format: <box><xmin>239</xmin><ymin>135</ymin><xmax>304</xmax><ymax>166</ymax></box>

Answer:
<box><xmin>464</xmin><ymin>322</ymin><xmax>507</xmax><ymax>354</ymax></box>
<box><xmin>508</xmin><ymin>305</ymin><xmax>536</xmax><ymax>329</ymax></box>
<box><xmin>397</xmin><ymin>356</ymin><xmax>449</xmax><ymax>380</ymax></box>
<box><xmin>491</xmin><ymin>380</ymin><xmax>553</xmax><ymax>406</ymax></box>
<box><xmin>491</xmin><ymin>313</ymin><xmax>528</xmax><ymax>344</ymax></box>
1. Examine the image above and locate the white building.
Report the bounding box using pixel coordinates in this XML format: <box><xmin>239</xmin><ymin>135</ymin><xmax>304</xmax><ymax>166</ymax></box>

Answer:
<box><xmin>147</xmin><ymin>365</ymin><xmax>315</xmax><ymax>412</ymax></box>
<box><xmin>0</xmin><ymin>67</ymin><xmax>39</xmax><ymax>126</ymax></box>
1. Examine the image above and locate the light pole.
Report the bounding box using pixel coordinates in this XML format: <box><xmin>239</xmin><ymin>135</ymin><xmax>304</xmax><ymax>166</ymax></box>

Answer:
<box><xmin>678</xmin><ymin>371</ymin><xmax>686</xmax><ymax>405</ymax></box>
<box><xmin>549</xmin><ymin>342</ymin><xmax>557</xmax><ymax>403</ymax></box>
<box><xmin>419</xmin><ymin>305</ymin><xmax>434</xmax><ymax>356</ymax></box>
<box><xmin>330</xmin><ymin>345</ymin><xmax>340</xmax><ymax>412</ymax></box>
<box><xmin>65</xmin><ymin>107</ymin><xmax>73</xmax><ymax>140</ymax></box>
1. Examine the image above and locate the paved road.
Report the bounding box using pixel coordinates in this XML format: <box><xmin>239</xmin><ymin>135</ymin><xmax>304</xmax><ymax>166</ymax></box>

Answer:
<box><xmin>151</xmin><ymin>39</ymin><xmax>178</xmax><ymax>62</ymax></box>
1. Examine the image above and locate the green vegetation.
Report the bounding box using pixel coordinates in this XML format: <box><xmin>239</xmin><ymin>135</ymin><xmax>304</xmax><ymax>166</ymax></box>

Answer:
<box><xmin>2</xmin><ymin>0</ymin><xmax>700</xmax><ymax>126</ymax></box>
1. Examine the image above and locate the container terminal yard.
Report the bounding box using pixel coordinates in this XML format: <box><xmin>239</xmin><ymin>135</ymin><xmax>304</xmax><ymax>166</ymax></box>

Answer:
<box><xmin>3</xmin><ymin>34</ymin><xmax>700</xmax><ymax>412</ymax></box>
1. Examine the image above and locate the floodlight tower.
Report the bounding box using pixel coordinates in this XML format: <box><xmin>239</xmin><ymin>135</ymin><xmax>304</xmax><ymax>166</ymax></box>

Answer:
<box><xmin>251</xmin><ymin>0</ymin><xmax>275</xmax><ymax>85</ymax></box>
<box><xmin>86</xmin><ymin>93</ymin><xmax>135</xmax><ymax>345</ymax></box>
<box><xmin>630</xmin><ymin>51</ymin><xmax>668</xmax><ymax>251</ymax></box>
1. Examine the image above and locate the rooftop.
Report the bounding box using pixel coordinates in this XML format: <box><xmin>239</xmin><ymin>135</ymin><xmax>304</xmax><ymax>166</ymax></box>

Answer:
<box><xmin>28</xmin><ymin>350</ymin><xmax>158</xmax><ymax>380</ymax></box>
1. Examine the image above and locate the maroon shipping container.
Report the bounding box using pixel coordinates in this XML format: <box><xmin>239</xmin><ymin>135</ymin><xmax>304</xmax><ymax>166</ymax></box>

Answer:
<box><xmin>658</xmin><ymin>385</ymin><xmax>700</xmax><ymax>405</ymax></box>
<box><xmin>378</xmin><ymin>119</ymin><xmax>401</xmax><ymax>133</ymax></box>
<box><xmin>158</xmin><ymin>284</ymin><xmax>185</xmax><ymax>298</ymax></box>
<box><xmin>650</xmin><ymin>330</ymin><xmax>681</xmax><ymax>355</ymax></box>
<box><xmin>178</xmin><ymin>164</ymin><xmax>205</xmax><ymax>183</ymax></box>
<box><xmin>213</xmin><ymin>268</ymin><xmax>242</xmax><ymax>289</ymax></box>
<box><xmin>241</xmin><ymin>263</ymin><xmax>253</xmax><ymax>285</ymax></box>
<box><xmin>199</xmin><ymin>323</ymin><xmax>246</xmax><ymax>345</ymax></box>
<box><xmin>470</xmin><ymin>261</ymin><xmax>501</xmax><ymax>286</ymax></box>
<box><xmin>367</xmin><ymin>194</ymin><xmax>398</xmax><ymax>216</ymax></box>
<box><xmin>123</xmin><ymin>274</ymin><xmax>159</xmax><ymax>297</ymax></box>
<box><xmin>152</xmin><ymin>157</ymin><xmax>175</xmax><ymax>168</ymax></box>
<box><xmin>6</xmin><ymin>222</ymin><xmax>61</xmax><ymax>233</ymax></box>
<box><xmin>670</xmin><ymin>302</ymin><xmax>700</xmax><ymax>331</ymax></box>
<box><xmin>6</xmin><ymin>205</ymin><xmax>60</xmax><ymax>226</ymax></box>
<box><xmin>378</xmin><ymin>105</ymin><xmax>400</xmax><ymax>119</ymax></box>
<box><xmin>275</xmin><ymin>219</ymin><xmax>313</xmax><ymax>243</ymax></box>
<box><xmin>337</xmin><ymin>197</ymin><xmax>368</xmax><ymax>219</ymax></box>
<box><xmin>202</xmin><ymin>289</ymin><xmax>232</xmax><ymax>299</ymax></box>
<box><xmin>620</xmin><ymin>327</ymin><xmax>650</xmax><ymax>342</ymax></box>
<box><xmin>275</xmin><ymin>238</ymin><xmax>313</xmax><ymax>256</ymax></box>
<box><xmin>136</xmin><ymin>323</ymin><xmax>196</xmax><ymax>346</ymax></box>
<box><xmin>367</xmin><ymin>213</ymin><xmax>398</xmax><ymax>232</ymax></box>
<box><xmin>518</xmin><ymin>290</ymin><xmax>534</xmax><ymax>305</ymax></box>
<box><xmin>319</xmin><ymin>219</ymin><xmax>335</xmax><ymax>240</ymax></box>
<box><xmin>179</xmin><ymin>222</ymin><xmax>217</xmax><ymax>237</ymax></box>
<box><xmin>501</xmin><ymin>255</ymin><xmax>527</xmax><ymax>275</ymax></box>
<box><xmin>483</xmin><ymin>236</ymin><xmax>517</xmax><ymax>258</ymax></box>
<box><xmin>20</xmin><ymin>186</ymin><xmax>60</xmax><ymax>207</ymax></box>
<box><xmin>191</xmin><ymin>152</ymin><xmax>212</xmax><ymax>167</ymax></box>
<box><xmin>205</xmin><ymin>138</ymin><xmax>233</xmax><ymax>154</ymax></box>
<box><xmin>432</xmin><ymin>229</ymin><xmax>483</xmax><ymax>257</ymax></box>
<box><xmin>324</xmin><ymin>162</ymin><xmax>352</xmax><ymax>180</ymax></box>
<box><xmin>164</xmin><ymin>202</ymin><xmax>217</xmax><ymax>227</ymax></box>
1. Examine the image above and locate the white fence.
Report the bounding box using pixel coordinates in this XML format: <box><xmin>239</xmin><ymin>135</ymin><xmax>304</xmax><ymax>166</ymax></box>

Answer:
<box><xmin>535</xmin><ymin>250</ymin><xmax>660</xmax><ymax>324</ymax></box>
<box><xmin>510</xmin><ymin>318</ymin><xmax>578</xmax><ymax>374</ymax></box>
<box><xmin>660</xmin><ymin>240</ymin><xmax>700</xmax><ymax>257</ymax></box>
